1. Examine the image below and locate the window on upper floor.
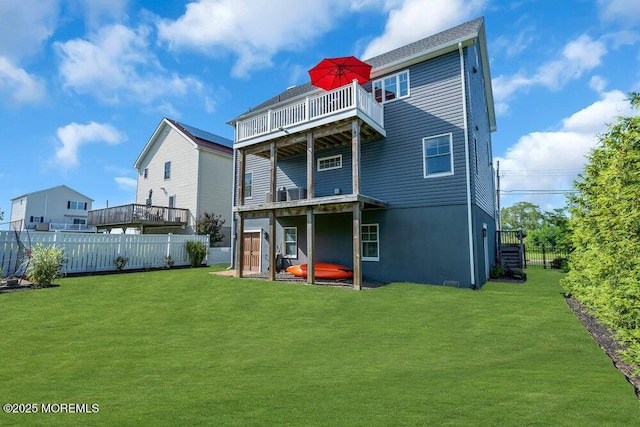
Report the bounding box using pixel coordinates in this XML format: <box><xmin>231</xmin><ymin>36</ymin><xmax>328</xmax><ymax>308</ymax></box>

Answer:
<box><xmin>164</xmin><ymin>162</ymin><xmax>171</xmax><ymax>180</ymax></box>
<box><xmin>144</xmin><ymin>168</ymin><xmax>148</xmax><ymax>179</ymax></box>
<box><xmin>362</xmin><ymin>224</ymin><xmax>379</xmax><ymax>261</ymax></box>
<box><xmin>372</xmin><ymin>70</ymin><xmax>409</xmax><ymax>103</ymax></box>
<box><xmin>317</xmin><ymin>154</ymin><xmax>342</xmax><ymax>171</ymax></box>
<box><xmin>244</xmin><ymin>172</ymin><xmax>253</xmax><ymax>199</ymax></box>
<box><xmin>283</xmin><ymin>227</ymin><xmax>297</xmax><ymax>258</ymax></box>
<box><xmin>423</xmin><ymin>133</ymin><xmax>454</xmax><ymax>178</ymax></box>
<box><xmin>67</xmin><ymin>201</ymin><xmax>88</xmax><ymax>210</ymax></box>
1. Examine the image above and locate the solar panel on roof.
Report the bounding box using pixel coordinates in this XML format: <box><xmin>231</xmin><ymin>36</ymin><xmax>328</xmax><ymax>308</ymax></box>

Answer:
<box><xmin>177</xmin><ymin>121</ymin><xmax>233</xmax><ymax>148</ymax></box>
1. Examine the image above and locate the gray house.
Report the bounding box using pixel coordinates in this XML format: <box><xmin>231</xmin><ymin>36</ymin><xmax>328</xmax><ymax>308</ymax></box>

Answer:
<box><xmin>227</xmin><ymin>17</ymin><xmax>497</xmax><ymax>289</ymax></box>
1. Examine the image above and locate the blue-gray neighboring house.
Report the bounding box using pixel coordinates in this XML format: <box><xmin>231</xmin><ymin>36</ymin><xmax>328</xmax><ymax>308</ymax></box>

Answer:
<box><xmin>227</xmin><ymin>17</ymin><xmax>497</xmax><ymax>289</ymax></box>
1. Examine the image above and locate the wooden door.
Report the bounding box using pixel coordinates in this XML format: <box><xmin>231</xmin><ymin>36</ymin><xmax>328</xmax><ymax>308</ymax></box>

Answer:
<box><xmin>243</xmin><ymin>232</ymin><xmax>261</xmax><ymax>272</ymax></box>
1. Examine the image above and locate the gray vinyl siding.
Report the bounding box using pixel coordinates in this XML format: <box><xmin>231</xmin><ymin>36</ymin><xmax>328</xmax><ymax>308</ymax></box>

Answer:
<box><xmin>363</xmin><ymin>51</ymin><xmax>467</xmax><ymax>207</ymax></box>
<box><xmin>465</xmin><ymin>44</ymin><xmax>496</xmax><ymax>217</ymax></box>
<box><xmin>236</xmin><ymin>51</ymin><xmax>470</xmax><ymax>209</ymax></box>
<box><xmin>272</xmin><ymin>206</ymin><xmax>477</xmax><ymax>287</ymax></box>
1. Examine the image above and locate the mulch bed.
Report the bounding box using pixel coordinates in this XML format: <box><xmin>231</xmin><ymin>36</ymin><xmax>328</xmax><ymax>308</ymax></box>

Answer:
<box><xmin>566</xmin><ymin>296</ymin><xmax>640</xmax><ymax>397</ymax></box>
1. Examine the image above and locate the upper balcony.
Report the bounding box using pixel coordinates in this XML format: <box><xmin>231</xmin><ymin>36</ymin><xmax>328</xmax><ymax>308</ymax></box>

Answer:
<box><xmin>234</xmin><ymin>81</ymin><xmax>385</xmax><ymax>157</ymax></box>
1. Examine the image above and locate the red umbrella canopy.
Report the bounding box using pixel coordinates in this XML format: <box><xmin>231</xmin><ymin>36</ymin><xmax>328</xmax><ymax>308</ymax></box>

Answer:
<box><xmin>308</xmin><ymin>56</ymin><xmax>372</xmax><ymax>91</ymax></box>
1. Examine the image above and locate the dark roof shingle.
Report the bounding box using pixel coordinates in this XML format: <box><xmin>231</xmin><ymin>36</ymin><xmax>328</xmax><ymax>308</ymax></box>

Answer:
<box><xmin>230</xmin><ymin>17</ymin><xmax>485</xmax><ymax>121</ymax></box>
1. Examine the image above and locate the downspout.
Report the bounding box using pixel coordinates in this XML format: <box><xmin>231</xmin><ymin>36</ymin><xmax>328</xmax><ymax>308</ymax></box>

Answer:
<box><xmin>229</xmin><ymin>130</ymin><xmax>237</xmax><ymax>270</ymax></box>
<box><xmin>459</xmin><ymin>42</ymin><xmax>476</xmax><ymax>289</ymax></box>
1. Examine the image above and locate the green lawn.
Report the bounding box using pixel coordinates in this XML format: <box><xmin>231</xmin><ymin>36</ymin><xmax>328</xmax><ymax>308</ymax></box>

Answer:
<box><xmin>1</xmin><ymin>268</ymin><xmax>638</xmax><ymax>425</ymax></box>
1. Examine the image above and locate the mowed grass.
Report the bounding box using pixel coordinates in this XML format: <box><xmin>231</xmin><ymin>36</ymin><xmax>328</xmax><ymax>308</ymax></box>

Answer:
<box><xmin>1</xmin><ymin>268</ymin><xmax>638</xmax><ymax>426</ymax></box>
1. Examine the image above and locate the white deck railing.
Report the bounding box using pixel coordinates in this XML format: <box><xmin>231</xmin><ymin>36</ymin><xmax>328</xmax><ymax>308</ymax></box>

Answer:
<box><xmin>237</xmin><ymin>81</ymin><xmax>384</xmax><ymax>141</ymax></box>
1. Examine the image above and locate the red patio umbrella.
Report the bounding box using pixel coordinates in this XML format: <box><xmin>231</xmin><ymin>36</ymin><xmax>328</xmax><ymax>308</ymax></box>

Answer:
<box><xmin>308</xmin><ymin>56</ymin><xmax>372</xmax><ymax>91</ymax></box>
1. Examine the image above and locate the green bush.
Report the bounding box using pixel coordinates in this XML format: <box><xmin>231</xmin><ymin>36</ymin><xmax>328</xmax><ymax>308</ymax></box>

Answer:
<box><xmin>23</xmin><ymin>243</ymin><xmax>66</xmax><ymax>287</ymax></box>
<box><xmin>186</xmin><ymin>241</ymin><xmax>207</xmax><ymax>267</ymax></box>
<box><xmin>490</xmin><ymin>264</ymin><xmax>505</xmax><ymax>279</ymax></box>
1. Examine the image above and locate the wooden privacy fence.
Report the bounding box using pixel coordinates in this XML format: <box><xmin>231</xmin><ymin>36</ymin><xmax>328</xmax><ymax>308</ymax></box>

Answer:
<box><xmin>0</xmin><ymin>231</ymin><xmax>209</xmax><ymax>276</ymax></box>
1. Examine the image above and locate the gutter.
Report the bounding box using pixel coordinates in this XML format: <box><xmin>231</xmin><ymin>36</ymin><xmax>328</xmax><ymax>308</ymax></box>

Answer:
<box><xmin>459</xmin><ymin>42</ymin><xmax>476</xmax><ymax>289</ymax></box>
<box><xmin>229</xmin><ymin>134</ymin><xmax>238</xmax><ymax>270</ymax></box>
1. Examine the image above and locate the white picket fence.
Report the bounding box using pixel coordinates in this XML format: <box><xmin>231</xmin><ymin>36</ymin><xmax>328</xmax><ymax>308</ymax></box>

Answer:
<box><xmin>0</xmin><ymin>231</ymin><xmax>210</xmax><ymax>276</ymax></box>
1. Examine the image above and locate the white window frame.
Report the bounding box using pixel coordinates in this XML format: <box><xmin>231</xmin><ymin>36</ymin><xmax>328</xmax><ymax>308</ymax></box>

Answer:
<box><xmin>423</xmin><ymin>133</ymin><xmax>454</xmax><ymax>178</ymax></box>
<box><xmin>317</xmin><ymin>154</ymin><xmax>342</xmax><ymax>171</ymax></box>
<box><xmin>244</xmin><ymin>172</ymin><xmax>253</xmax><ymax>199</ymax></box>
<box><xmin>362</xmin><ymin>223</ymin><xmax>379</xmax><ymax>262</ymax></box>
<box><xmin>68</xmin><ymin>200</ymin><xmax>87</xmax><ymax>210</ymax></box>
<box><xmin>372</xmin><ymin>70</ymin><xmax>410</xmax><ymax>104</ymax></box>
<box><xmin>164</xmin><ymin>161</ymin><xmax>171</xmax><ymax>180</ymax></box>
<box><xmin>283</xmin><ymin>227</ymin><xmax>297</xmax><ymax>259</ymax></box>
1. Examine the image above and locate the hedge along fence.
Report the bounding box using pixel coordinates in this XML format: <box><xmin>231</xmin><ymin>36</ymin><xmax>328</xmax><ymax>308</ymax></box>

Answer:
<box><xmin>0</xmin><ymin>231</ymin><xmax>209</xmax><ymax>276</ymax></box>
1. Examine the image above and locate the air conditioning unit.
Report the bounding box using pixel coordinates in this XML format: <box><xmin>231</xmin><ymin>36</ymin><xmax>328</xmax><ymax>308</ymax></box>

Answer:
<box><xmin>277</xmin><ymin>188</ymin><xmax>287</xmax><ymax>202</ymax></box>
<box><xmin>287</xmin><ymin>187</ymin><xmax>307</xmax><ymax>201</ymax></box>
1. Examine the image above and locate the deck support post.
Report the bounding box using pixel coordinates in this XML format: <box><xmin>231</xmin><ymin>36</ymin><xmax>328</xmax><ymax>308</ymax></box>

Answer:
<box><xmin>235</xmin><ymin>213</ymin><xmax>245</xmax><ymax>278</ymax></box>
<box><xmin>307</xmin><ymin>207</ymin><xmax>315</xmax><ymax>285</ymax></box>
<box><xmin>238</xmin><ymin>149</ymin><xmax>246</xmax><ymax>207</ymax></box>
<box><xmin>351</xmin><ymin>119</ymin><xmax>361</xmax><ymax>195</ymax></box>
<box><xmin>268</xmin><ymin>142</ymin><xmax>277</xmax><ymax>281</ymax></box>
<box><xmin>306</xmin><ymin>131</ymin><xmax>314</xmax><ymax>199</ymax></box>
<box><xmin>268</xmin><ymin>211</ymin><xmax>276</xmax><ymax>281</ymax></box>
<box><xmin>353</xmin><ymin>202</ymin><xmax>362</xmax><ymax>290</ymax></box>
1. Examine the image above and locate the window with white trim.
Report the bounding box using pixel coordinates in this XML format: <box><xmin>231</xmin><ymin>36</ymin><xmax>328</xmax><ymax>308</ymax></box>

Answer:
<box><xmin>372</xmin><ymin>70</ymin><xmax>409</xmax><ymax>103</ymax></box>
<box><xmin>362</xmin><ymin>224</ymin><xmax>379</xmax><ymax>261</ymax></box>
<box><xmin>423</xmin><ymin>133</ymin><xmax>453</xmax><ymax>177</ymax></box>
<box><xmin>317</xmin><ymin>154</ymin><xmax>342</xmax><ymax>171</ymax></box>
<box><xmin>67</xmin><ymin>200</ymin><xmax>87</xmax><ymax>210</ymax></box>
<box><xmin>164</xmin><ymin>161</ymin><xmax>171</xmax><ymax>179</ymax></box>
<box><xmin>244</xmin><ymin>172</ymin><xmax>253</xmax><ymax>199</ymax></box>
<box><xmin>283</xmin><ymin>227</ymin><xmax>297</xmax><ymax>258</ymax></box>
<box><xmin>73</xmin><ymin>218</ymin><xmax>87</xmax><ymax>225</ymax></box>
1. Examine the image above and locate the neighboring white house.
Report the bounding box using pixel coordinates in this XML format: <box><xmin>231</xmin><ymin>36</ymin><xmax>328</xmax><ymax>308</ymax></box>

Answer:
<box><xmin>10</xmin><ymin>185</ymin><xmax>94</xmax><ymax>232</ymax></box>
<box><xmin>131</xmin><ymin>118</ymin><xmax>234</xmax><ymax>239</ymax></box>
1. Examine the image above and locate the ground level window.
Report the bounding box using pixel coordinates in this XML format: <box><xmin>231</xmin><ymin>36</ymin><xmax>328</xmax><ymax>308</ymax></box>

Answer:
<box><xmin>423</xmin><ymin>133</ymin><xmax>453</xmax><ymax>177</ymax></box>
<box><xmin>283</xmin><ymin>227</ymin><xmax>297</xmax><ymax>258</ymax></box>
<box><xmin>362</xmin><ymin>224</ymin><xmax>379</xmax><ymax>261</ymax></box>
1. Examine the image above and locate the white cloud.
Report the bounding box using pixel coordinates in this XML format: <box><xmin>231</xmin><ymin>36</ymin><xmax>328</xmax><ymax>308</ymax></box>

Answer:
<box><xmin>0</xmin><ymin>57</ymin><xmax>47</xmax><ymax>106</ymax></box>
<box><xmin>77</xmin><ymin>0</ymin><xmax>129</xmax><ymax>28</ymax></box>
<box><xmin>362</xmin><ymin>0</ymin><xmax>487</xmax><ymax>59</ymax></box>
<box><xmin>0</xmin><ymin>0</ymin><xmax>59</xmax><ymax>62</ymax></box>
<box><xmin>156</xmin><ymin>0</ymin><xmax>353</xmax><ymax>78</ymax></box>
<box><xmin>589</xmin><ymin>75</ymin><xmax>608</xmax><ymax>93</ymax></box>
<box><xmin>55</xmin><ymin>122</ymin><xmax>125</xmax><ymax>169</ymax></box>
<box><xmin>496</xmin><ymin>90</ymin><xmax>633</xmax><ymax>209</ymax></box>
<box><xmin>55</xmin><ymin>24</ymin><xmax>203</xmax><ymax>104</ymax></box>
<box><xmin>598</xmin><ymin>0</ymin><xmax>640</xmax><ymax>26</ymax></box>
<box><xmin>115</xmin><ymin>176</ymin><xmax>137</xmax><ymax>190</ymax></box>
<box><xmin>492</xmin><ymin>34</ymin><xmax>607</xmax><ymax>114</ymax></box>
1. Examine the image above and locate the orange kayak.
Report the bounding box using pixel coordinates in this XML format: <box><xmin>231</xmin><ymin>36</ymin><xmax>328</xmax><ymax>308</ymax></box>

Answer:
<box><xmin>286</xmin><ymin>263</ymin><xmax>353</xmax><ymax>279</ymax></box>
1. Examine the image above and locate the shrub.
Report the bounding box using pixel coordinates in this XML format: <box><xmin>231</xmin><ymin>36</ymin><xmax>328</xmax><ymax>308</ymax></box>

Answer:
<box><xmin>551</xmin><ymin>257</ymin><xmax>568</xmax><ymax>271</ymax></box>
<box><xmin>186</xmin><ymin>241</ymin><xmax>207</xmax><ymax>267</ymax></box>
<box><xmin>114</xmin><ymin>256</ymin><xmax>129</xmax><ymax>271</ymax></box>
<box><xmin>490</xmin><ymin>264</ymin><xmax>505</xmax><ymax>279</ymax></box>
<box><xmin>165</xmin><ymin>255</ymin><xmax>175</xmax><ymax>268</ymax></box>
<box><xmin>23</xmin><ymin>243</ymin><xmax>66</xmax><ymax>287</ymax></box>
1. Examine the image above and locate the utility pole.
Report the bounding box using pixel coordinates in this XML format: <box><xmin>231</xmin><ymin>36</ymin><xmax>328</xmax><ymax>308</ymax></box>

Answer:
<box><xmin>496</xmin><ymin>160</ymin><xmax>501</xmax><ymax>230</ymax></box>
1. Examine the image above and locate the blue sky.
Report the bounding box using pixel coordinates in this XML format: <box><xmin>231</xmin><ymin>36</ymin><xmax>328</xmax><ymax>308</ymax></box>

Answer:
<box><xmin>1</xmin><ymin>0</ymin><xmax>639</xmax><ymax>222</ymax></box>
